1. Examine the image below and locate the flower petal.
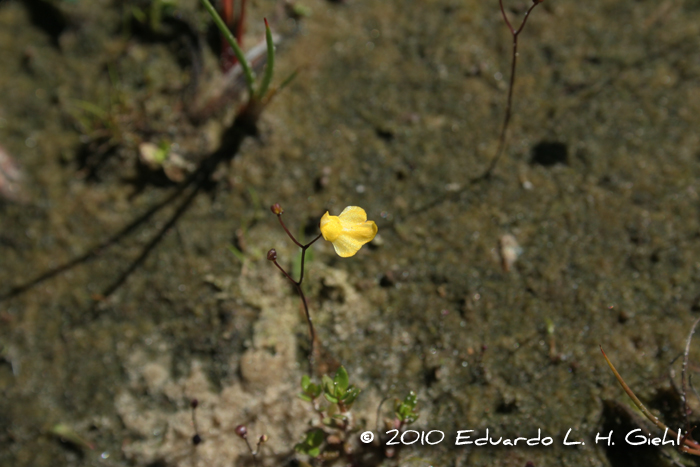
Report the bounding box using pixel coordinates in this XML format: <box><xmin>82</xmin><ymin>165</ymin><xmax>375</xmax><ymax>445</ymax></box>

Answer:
<box><xmin>344</xmin><ymin>220</ymin><xmax>377</xmax><ymax>243</ymax></box>
<box><xmin>320</xmin><ymin>212</ymin><xmax>342</xmax><ymax>242</ymax></box>
<box><xmin>320</xmin><ymin>206</ymin><xmax>378</xmax><ymax>257</ymax></box>
<box><xmin>332</xmin><ymin>221</ymin><xmax>377</xmax><ymax>257</ymax></box>
<box><xmin>338</xmin><ymin>206</ymin><xmax>368</xmax><ymax>225</ymax></box>
<box><xmin>331</xmin><ymin>233</ymin><xmax>365</xmax><ymax>258</ymax></box>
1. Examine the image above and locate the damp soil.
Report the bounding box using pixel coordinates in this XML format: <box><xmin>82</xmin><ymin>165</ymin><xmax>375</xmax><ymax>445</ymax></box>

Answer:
<box><xmin>1</xmin><ymin>0</ymin><xmax>700</xmax><ymax>466</ymax></box>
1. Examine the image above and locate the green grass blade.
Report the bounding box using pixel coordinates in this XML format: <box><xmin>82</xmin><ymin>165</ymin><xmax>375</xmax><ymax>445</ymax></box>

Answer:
<box><xmin>257</xmin><ymin>18</ymin><xmax>275</xmax><ymax>99</ymax></box>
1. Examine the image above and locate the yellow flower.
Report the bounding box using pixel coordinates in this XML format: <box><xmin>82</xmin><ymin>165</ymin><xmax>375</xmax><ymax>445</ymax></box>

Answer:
<box><xmin>320</xmin><ymin>206</ymin><xmax>378</xmax><ymax>257</ymax></box>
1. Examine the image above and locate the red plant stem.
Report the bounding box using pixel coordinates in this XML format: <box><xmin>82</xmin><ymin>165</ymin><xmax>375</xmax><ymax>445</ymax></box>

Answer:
<box><xmin>220</xmin><ymin>0</ymin><xmax>244</xmax><ymax>71</ymax></box>
<box><xmin>223</xmin><ymin>0</ymin><xmax>233</xmax><ymax>26</ymax></box>
<box><xmin>273</xmin><ymin>256</ymin><xmax>316</xmax><ymax>362</ymax></box>
<box><xmin>484</xmin><ymin>0</ymin><xmax>541</xmax><ymax>177</ymax></box>
<box><xmin>237</xmin><ymin>0</ymin><xmax>246</xmax><ymax>49</ymax></box>
<box><xmin>272</xmin><ymin>215</ymin><xmax>323</xmax><ymax>365</ymax></box>
<box><xmin>277</xmin><ymin>214</ymin><xmax>303</xmax><ymax>248</ymax></box>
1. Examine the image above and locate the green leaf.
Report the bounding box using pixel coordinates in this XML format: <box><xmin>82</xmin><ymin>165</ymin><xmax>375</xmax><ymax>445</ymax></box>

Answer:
<box><xmin>395</xmin><ymin>391</ymin><xmax>419</xmax><ymax>424</ymax></box>
<box><xmin>301</xmin><ymin>375</ymin><xmax>311</xmax><ymax>392</ymax></box>
<box><xmin>322</xmin><ymin>374</ymin><xmax>334</xmax><ymax>395</ymax></box>
<box><xmin>300</xmin><ymin>375</ymin><xmax>321</xmax><ymax>399</ymax></box>
<box><xmin>299</xmin><ymin>393</ymin><xmax>312</xmax><ymax>402</ymax></box>
<box><xmin>324</xmin><ymin>393</ymin><xmax>338</xmax><ymax>404</ymax></box>
<box><xmin>295</xmin><ymin>428</ymin><xmax>325</xmax><ymax>457</ymax></box>
<box><xmin>343</xmin><ymin>386</ymin><xmax>361</xmax><ymax>407</ymax></box>
<box><xmin>257</xmin><ymin>18</ymin><xmax>275</xmax><ymax>100</ymax></box>
<box><xmin>333</xmin><ymin>366</ymin><xmax>349</xmax><ymax>394</ymax></box>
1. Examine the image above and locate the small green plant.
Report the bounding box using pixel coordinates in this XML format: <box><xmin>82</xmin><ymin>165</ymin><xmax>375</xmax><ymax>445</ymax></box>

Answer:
<box><xmin>296</xmin><ymin>366</ymin><xmax>362</xmax><ymax>462</ymax></box>
<box><xmin>298</xmin><ymin>368</ymin><xmax>422</xmax><ymax>464</ymax></box>
<box><xmin>295</xmin><ymin>428</ymin><xmax>325</xmax><ymax>459</ymax></box>
<box><xmin>394</xmin><ymin>391</ymin><xmax>419</xmax><ymax>427</ymax></box>
<box><xmin>321</xmin><ymin>366</ymin><xmax>362</xmax><ymax>412</ymax></box>
<box><xmin>200</xmin><ymin>0</ymin><xmax>289</xmax><ymax>124</ymax></box>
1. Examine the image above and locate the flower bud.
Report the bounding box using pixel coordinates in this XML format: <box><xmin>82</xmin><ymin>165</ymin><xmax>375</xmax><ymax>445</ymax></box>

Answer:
<box><xmin>259</xmin><ymin>434</ymin><xmax>268</xmax><ymax>444</ymax></box>
<box><xmin>190</xmin><ymin>399</ymin><xmax>199</xmax><ymax>409</ymax></box>
<box><xmin>270</xmin><ymin>203</ymin><xmax>284</xmax><ymax>215</ymax></box>
<box><xmin>267</xmin><ymin>249</ymin><xmax>277</xmax><ymax>261</ymax></box>
<box><xmin>235</xmin><ymin>424</ymin><xmax>248</xmax><ymax>439</ymax></box>
<box><xmin>192</xmin><ymin>434</ymin><xmax>202</xmax><ymax>445</ymax></box>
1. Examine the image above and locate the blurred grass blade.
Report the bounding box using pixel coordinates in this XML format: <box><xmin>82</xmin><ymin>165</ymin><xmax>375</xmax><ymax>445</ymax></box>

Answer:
<box><xmin>257</xmin><ymin>18</ymin><xmax>275</xmax><ymax>99</ymax></box>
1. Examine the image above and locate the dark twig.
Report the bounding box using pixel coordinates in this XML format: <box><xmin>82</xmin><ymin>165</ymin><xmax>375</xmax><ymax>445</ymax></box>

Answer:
<box><xmin>481</xmin><ymin>0</ymin><xmax>543</xmax><ymax>179</ymax></box>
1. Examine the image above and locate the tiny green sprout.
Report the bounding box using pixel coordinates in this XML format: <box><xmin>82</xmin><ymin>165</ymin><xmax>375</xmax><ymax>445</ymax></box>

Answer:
<box><xmin>322</xmin><ymin>366</ymin><xmax>361</xmax><ymax>411</ymax></box>
<box><xmin>299</xmin><ymin>374</ymin><xmax>322</xmax><ymax>402</ymax></box>
<box><xmin>150</xmin><ymin>0</ymin><xmax>177</xmax><ymax>33</ymax></box>
<box><xmin>295</xmin><ymin>428</ymin><xmax>325</xmax><ymax>458</ymax></box>
<box><xmin>49</xmin><ymin>424</ymin><xmax>94</xmax><ymax>450</ymax></box>
<box><xmin>394</xmin><ymin>391</ymin><xmax>419</xmax><ymax>425</ymax></box>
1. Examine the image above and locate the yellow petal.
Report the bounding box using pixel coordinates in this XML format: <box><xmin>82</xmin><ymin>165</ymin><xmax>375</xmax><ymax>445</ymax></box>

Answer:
<box><xmin>333</xmin><ymin>221</ymin><xmax>377</xmax><ymax>257</ymax></box>
<box><xmin>344</xmin><ymin>220</ymin><xmax>377</xmax><ymax>243</ymax></box>
<box><xmin>331</xmin><ymin>233</ymin><xmax>365</xmax><ymax>257</ymax></box>
<box><xmin>320</xmin><ymin>206</ymin><xmax>378</xmax><ymax>257</ymax></box>
<box><xmin>337</xmin><ymin>206</ymin><xmax>368</xmax><ymax>225</ymax></box>
<box><xmin>320</xmin><ymin>212</ymin><xmax>342</xmax><ymax>242</ymax></box>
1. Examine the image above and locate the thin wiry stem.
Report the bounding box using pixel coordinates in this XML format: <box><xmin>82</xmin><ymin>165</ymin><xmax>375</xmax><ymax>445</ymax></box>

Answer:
<box><xmin>271</xmin><ymin>213</ymin><xmax>323</xmax><ymax>368</ymax></box>
<box><xmin>483</xmin><ymin>0</ymin><xmax>541</xmax><ymax>178</ymax></box>
<box><xmin>277</xmin><ymin>214</ymin><xmax>303</xmax><ymax>248</ymax></box>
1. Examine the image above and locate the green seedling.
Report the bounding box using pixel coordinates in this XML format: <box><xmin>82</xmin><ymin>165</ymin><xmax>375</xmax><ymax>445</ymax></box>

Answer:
<box><xmin>394</xmin><ymin>391</ymin><xmax>419</xmax><ymax>426</ymax></box>
<box><xmin>300</xmin><ymin>374</ymin><xmax>322</xmax><ymax>402</ymax></box>
<box><xmin>49</xmin><ymin>423</ymin><xmax>94</xmax><ymax>450</ymax></box>
<box><xmin>297</xmin><ymin>366</ymin><xmax>365</xmax><ymax>463</ymax></box>
<box><xmin>322</xmin><ymin>366</ymin><xmax>361</xmax><ymax>412</ymax></box>
<box><xmin>200</xmin><ymin>0</ymin><xmax>282</xmax><ymax>122</ymax></box>
<box><xmin>295</xmin><ymin>428</ymin><xmax>325</xmax><ymax>458</ymax></box>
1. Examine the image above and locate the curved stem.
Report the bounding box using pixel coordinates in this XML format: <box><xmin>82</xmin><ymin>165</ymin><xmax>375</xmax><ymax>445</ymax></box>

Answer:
<box><xmin>298</xmin><ymin>234</ymin><xmax>323</xmax><ymax>285</ymax></box>
<box><xmin>294</xmin><ymin>282</ymin><xmax>315</xmax><ymax>364</ymax></box>
<box><xmin>483</xmin><ymin>0</ymin><xmax>541</xmax><ymax>178</ymax></box>
<box><xmin>273</xmin><ymin>255</ymin><xmax>317</xmax><ymax>367</ymax></box>
<box><xmin>277</xmin><ymin>214</ymin><xmax>303</xmax><ymax>248</ymax></box>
